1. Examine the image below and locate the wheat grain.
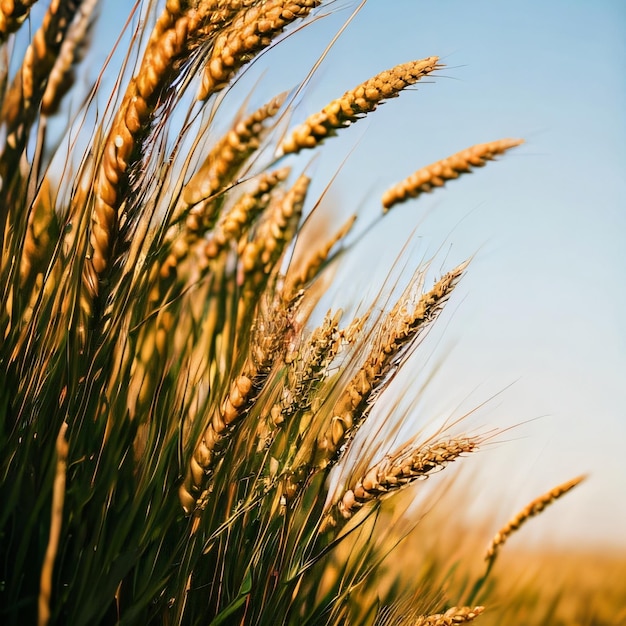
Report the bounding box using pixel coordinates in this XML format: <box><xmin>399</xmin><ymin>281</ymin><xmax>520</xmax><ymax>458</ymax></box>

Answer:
<box><xmin>485</xmin><ymin>474</ymin><xmax>586</xmax><ymax>563</ymax></box>
<box><xmin>281</xmin><ymin>57</ymin><xmax>440</xmax><ymax>154</ymax></box>
<box><xmin>382</xmin><ymin>138</ymin><xmax>523</xmax><ymax>212</ymax></box>
<box><xmin>198</xmin><ymin>0</ymin><xmax>321</xmax><ymax>100</ymax></box>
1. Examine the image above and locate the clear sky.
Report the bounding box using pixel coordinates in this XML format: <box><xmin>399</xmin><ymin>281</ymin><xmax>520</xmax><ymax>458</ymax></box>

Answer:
<box><xmin>83</xmin><ymin>0</ymin><xmax>626</xmax><ymax>549</ymax></box>
<box><xmin>206</xmin><ymin>0</ymin><xmax>625</xmax><ymax>549</ymax></box>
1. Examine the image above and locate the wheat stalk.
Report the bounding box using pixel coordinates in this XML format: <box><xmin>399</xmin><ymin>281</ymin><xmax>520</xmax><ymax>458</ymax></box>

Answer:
<box><xmin>382</xmin><ymin>138</ymin><xmax>523</xmax><ymax>212</ymax></box>
<box><xmin>281</xmin><ymin>57</ymin><xmax>440</xmax><ymax>154</ymax></box>
<box><xmin>321</xmin><ymin>437</ymin><xmax>480</xmax><ymax>531</ymax></box>
<box><xmin>485</xmin><ymin>474</ymin><xmax>586</xmax><ymax>564</ymax></box>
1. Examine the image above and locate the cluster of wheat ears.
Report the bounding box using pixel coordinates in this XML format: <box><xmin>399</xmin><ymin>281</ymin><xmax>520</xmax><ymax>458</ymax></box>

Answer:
<box><xmin>0</xmin><ymin>1</ymin><xmax>585</xmax><ymax>625</ymax></box>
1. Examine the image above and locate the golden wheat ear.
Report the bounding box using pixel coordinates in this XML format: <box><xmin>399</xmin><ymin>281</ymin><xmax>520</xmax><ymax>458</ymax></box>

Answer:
<box><xmin>382</xmin><ymin>138</ymin><xmax>523</xmax><ymax>212</ymax></box>
<box><xmin>280</xmin><ymin>57</ymin><xmax>441</xmax><ymax>155</ymax></box>
<box><xmin>0</xmin><ymin>0</ymin><xmax>38</xmax><ymax>43</ymax></box>
<box><xmin>485</xmin><ymin>474</ymin><xmax>586</xmax><ymax>565</ymax></box>
<box><xmin>320</xmin><ymin>436</ymin><xmax>481</xmax><ymax>532</ymax></box>
<box><xmin>198</xmin><ymin>0</ymin><xmax>322</xmax><ymax>100</ymax></box>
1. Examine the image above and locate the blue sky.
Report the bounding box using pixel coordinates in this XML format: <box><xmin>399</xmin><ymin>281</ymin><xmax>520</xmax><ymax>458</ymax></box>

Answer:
<box><xmin>226</xmin><ymin>0</ymin><xmax>625</xmax><ymax>549</ymax></box>
<box><xmin>85</xmin><ymin>0</ymin><xmax>625</xmax><ymax>548</ymax></box>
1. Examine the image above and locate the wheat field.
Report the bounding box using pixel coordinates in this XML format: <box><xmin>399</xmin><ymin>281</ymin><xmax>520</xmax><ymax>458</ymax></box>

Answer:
<box><xmin>0</xmin><ymin>1</ymin><xmax>623</xmax><ymax>625</ymax></box>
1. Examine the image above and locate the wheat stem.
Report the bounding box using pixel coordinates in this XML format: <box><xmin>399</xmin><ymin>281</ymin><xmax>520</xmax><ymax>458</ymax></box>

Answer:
<box><xmin>38</xmin><ymin>422</ymin><xmax>68</xmax><ymax>626</ymax></box>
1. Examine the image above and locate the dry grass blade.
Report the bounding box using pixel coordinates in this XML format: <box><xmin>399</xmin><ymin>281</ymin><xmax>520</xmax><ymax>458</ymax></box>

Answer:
<box><xmin>485</xmin><ymin>474</ymin><xmax>586</xmax><ymax>565</ymax></box>
<box><xmin>382</xmin><ymin>138</ymin><xmax>523</xmax><ymax>212</ymax></box>
<box><xmin>281</xmin><ymin>56</ymin><xmax>440</xmax><ymax>154</ymax></box>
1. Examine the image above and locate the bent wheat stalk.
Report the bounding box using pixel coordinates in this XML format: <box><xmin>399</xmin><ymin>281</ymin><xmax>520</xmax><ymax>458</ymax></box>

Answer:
<box><xmin>382</xmin><ymin>138</ymin><xmax>524</xmax><ymax>212</ymax></box>
<box><xmin>321</xmin><ymin>436</ymin><xmax>480</xmax><ymax>532</ymax></box>
<box><xmin>485</xmin><ymin>474</ymin><xmax>586</xmax><ymax>564</ymax></box>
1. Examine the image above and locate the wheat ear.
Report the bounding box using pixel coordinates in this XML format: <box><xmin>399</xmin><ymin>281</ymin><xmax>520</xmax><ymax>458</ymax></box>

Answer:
<box><xmin>85</xmin><ymin>3</ymin><xmax>212</xmax><ymax>299</ymax></box>
<box><xmin>382</xmin><ymin>138</ymin><xmax>523</xmax><ymax>212</ymax></box>
<box><xmin>412</xmin><ymin>606</ymin><xmax>485</xmax><ymax>626</ymax></box>
<box><xmin>0</xmin><ymin>0</ymin><xmax>37</xmax><ymax>41</ymax></box>
<box><xmin>485</xmin><ymin>474</ymin><xmax>586</xmax><ymax>564</ymax></box>
<box><xmin>272</xmin><ymin>310</ymin><xmax>342</xmax><ymax>425</ymax></box>
<box><xmin>202</xmin><ymin>167</ymin><xmax>290</xmax><ymax>263</ymax></box>
<box><xmin>0</xmin><ymin>0</ymin><xmax>82</xmax><ymax>180</ymax></box>
<box><xmin>315</xmin><ymin>262</ymin><xmax>466</xmax><ymax>465</ymax></box>
<box><xmin>198</xmin><ymin>0</ymin><xmax>321</xmax><ymax>100</ymax></box>
<box><xmin>280</xmin><ymin>57</ymin><xmax>440</xmax><ymax>155</ymax></box>
<box><xmin>180</xmin><ymin>298</ymin><xmax>289</xmax><ymax>513</ymax></box>
<box><xmin>19</xmin><ymin>179</ymin><xmax>59</xmax><ymax>290</ymax></box>
<box><xmin>286</xmin><ymin>213</ymin><xmax>357</xmax><ymax>295</ymax></box>
<box><xmin>239</xmin><ymin>173</ymin><xmax>310</xmax><ymax>291</ymax></box>
<box><xmin>171</xmin><ymin>93</ymin><xmax>287</xmax><ymax>235</ymax></box>
<box><xmin>41</xmin><ymin>0</ymin><xmax>98</xmax><ymax>115</ymax></box>
<box><xmin>321</xmin><ymin>437</ymin><xmax>479</xmax><ymax>531</ymax></box>
<box><xmin>38</xmin><ymin>422</ymin><xmax>69</xmax><ymax>626</ymax></box>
